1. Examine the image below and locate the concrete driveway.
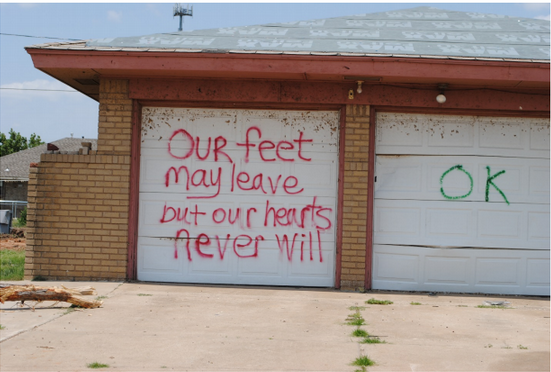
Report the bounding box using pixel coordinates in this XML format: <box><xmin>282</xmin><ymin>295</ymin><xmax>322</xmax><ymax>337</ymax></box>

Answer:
<box><xmin>0</xmin><ymin>281</ymin><xmax>549</xmax><ymax>372</ymax></box>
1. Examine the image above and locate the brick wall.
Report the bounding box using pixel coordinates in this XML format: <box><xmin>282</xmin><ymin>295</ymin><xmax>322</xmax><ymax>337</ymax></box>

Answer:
<box><xmin>340</xmin><ymin>105</ymin><xmax>370</xmax><ymax>290</ymax></box>
<box><xmin>26</xmin><ymin>80</ymin><xmax>372</xmax><ymax>288</ymax></box>
<box><xmin>25</xmin><ymin>79</ymin><xmax>132</xmax><ymax>280</ymax></box>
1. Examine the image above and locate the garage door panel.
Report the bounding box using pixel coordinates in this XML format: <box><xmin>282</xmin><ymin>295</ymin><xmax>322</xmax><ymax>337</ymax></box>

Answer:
<box><xmin>475</xmin><ymin>257</ymin><xmax>522</xmax><ymax>286</ymax></box>
<box><xmin>376</xmin><ymin>113</ymin><xmax>549</xmax><ymax>158</ymax></box>
<box><xmin>376</xmin><ymin>156</ymin><xmax>549</xmax><ymax>204</ymax></box>
<box><xmin>374</xmin><ymin>205</ymin><xmax>422</xmax><ymax>237</ymax></box>
<box><xmin>374</xmin><ymin>113</ymin><xmax>550</xmax><ymax>296</ymax></box>
<box><xmin>140</xmin><ymin>195</ymin><xmax>337</xmax><ymax>242</ymax></box>
<box><xmin>426</xmin><ymin>120</ymin><xmax>475</xmax><ymax>148</ymax></box>
<box><xmin>528</xmin><ymin>212</ymin><xmax>551</xmax><ymax>240</ymax></box>
<box><xmin>529</xmin><ymin>166</ymin><xmax>550</xmax><ymax>195</ymax></box>
<box><xmin>373</xmin><ymin>245</ymin><xmax>549</xmax><ymax>295</ymax></box>
<box><xmin>375</xmin><ymin>199</ymin><xmax>548</xmax><ymax>249</ymax></box>
<box><xmin>478</xmin><ymin>120</ymin><xmax>525</xmax><ymax>150</ymax></box>
<box><xmin>426</xmin><ymin>208</ymin><xmax>472</xmax><ymax>238</ymax></box>
<box><xmin>526</xmin><ymin>259</ymin><xmax>551</xmax><ymax>287</ymax></box>
<box><xmin>138</xmin><ymin>108</ymin><xmax>338</xmax><ymax>287</ymax></box>
<box><xmin>373</xmin><ymin>251</ymin><xmax>420</xmax><ymax>283</ymax></box>
<box><xmin>530</xmin><ymin>123</ymin><xmax>550</xmax><ymax>151</ymax></box>
<box><xmin>140</xmin><ymin>156</ymin><xmax>337</xmax><ymax>198</ymax></box>
<box><xmin>477</xmin><ymin>209</ymin><xmax>522</xmax><ymax>239</ymax></box>
<box><xmin>424</xmin><ymin>255</ymin><xmax>471</xmax><ymax>285</ymax></box>
<box><xmin>139</xmin><ymin>239</ymin><xmax>182</xmax><ymax>273</ymax></box>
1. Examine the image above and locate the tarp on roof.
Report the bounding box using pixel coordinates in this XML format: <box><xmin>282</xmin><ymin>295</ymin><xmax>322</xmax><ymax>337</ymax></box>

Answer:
<box><xmin>86</xmin><ymin>6</ymin><xmax>550</xmax><ymax>61</ymax></box>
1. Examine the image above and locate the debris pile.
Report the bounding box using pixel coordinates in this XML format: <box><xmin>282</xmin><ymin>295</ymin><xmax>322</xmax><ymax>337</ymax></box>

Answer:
<box><xmin>0</xmin><ymin>284</ymin><xmax>103</xmax><ymax>309</ymax></box>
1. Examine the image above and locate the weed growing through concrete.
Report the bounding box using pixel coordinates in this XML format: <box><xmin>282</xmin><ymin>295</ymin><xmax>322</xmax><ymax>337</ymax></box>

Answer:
<box><xmin>410</xmin><ymin>302</ymin><xmax>422</xmax><ymax>305</ymax></box>
<box><xmin>477</xmin><ymin>305</ymin><xmax>509</xmax><ymax>309</ymax></box>
<box><xmin>484</xmin><ymin>344</ymin><xmax>493</xmax><ymax>348</ymax></box>
<box><xmin>86</xmin><ymin>362</ymin><xmax>109</xmax><ymax>369</ymax></box>
<box><xmin>0</xmin><ymin>324</ymin><xmax>5</xmax><ymax>330</ymax></box>
<box><xmin>366</xmin><ymin>298</ymin><xmax>393</xmax><ymax>305</ymax></box>
<box><xmin>346</xmin><ymin>313</ymin><xmax>366</xmax><ymax>326</ymax></box>
<box><xmin>137</xmin><ymin>294</ymin><xmax>152</xmax><ymax>296</ymax></box>
<box><xmin>96</xmin><ymin>296</ymin><xmax>107</xmax><ymax>301</ymax></box>
<box><xmin>517</xmin><ymin>345</ymin><xmax>528</xmax><ymax>350</ymax></box>
<box><xmin>352</xmin><ymin>355</ymin><xmax>376</xmax><ymax>368</ymax></box>
<box><xmin>360</xmin><ymin>337</ymin><xmax>386</xmax><ymax>344</ymax></box>
<box><xmin>346</xmin><ymin>305</ymin><xmax>380</xmax><ymax>370</ymax></box>
<box><xmin>352</xmin><ymin>328</ymin><xmax>369</xmax><ymax>338</ymax></box>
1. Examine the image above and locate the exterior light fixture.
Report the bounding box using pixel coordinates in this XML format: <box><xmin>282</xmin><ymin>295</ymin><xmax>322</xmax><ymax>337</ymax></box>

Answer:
<box><xmin>436</xmin><ymin>83</ymin><xmax>448</xmax><ymax>104</ymax></box>
<box><xmin>357</xmin><ymin>81</ymin><xmax>364</xmax><ymax>94</ymax></box>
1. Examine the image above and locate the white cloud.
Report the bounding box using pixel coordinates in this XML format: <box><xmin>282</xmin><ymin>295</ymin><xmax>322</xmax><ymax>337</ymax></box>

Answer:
<box><xmin>535</xmin><ymin>14</ymin><xmax>551</xmax><ymax>20</ymax></box>
<box><xmin>107</xmin><ymin>10</ymin><xmax>122</xmax><ymax>22</ymax></box>
<box><xmin>0</xmin><ymin>79</ymin><xmax>78</xmax><ymax>102</ymax></box>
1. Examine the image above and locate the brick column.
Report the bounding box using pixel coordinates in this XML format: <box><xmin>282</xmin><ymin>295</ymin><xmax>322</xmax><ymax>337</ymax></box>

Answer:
<box><xmin>340</xmin><ymin>105</ymin><xmax>370</xmax><ymax>290</ymax></box>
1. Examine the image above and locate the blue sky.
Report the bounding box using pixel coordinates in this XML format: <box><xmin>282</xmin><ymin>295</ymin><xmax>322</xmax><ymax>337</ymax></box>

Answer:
<box><xmin>1</xmin><ymin>2</ymin><xmax>550</xmax><ymax>144</ymax></box>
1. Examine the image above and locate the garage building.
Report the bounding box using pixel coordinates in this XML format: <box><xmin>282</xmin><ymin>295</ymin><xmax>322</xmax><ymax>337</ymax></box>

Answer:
<box><xmin>25</xmin><ymin>7</ymin><xmax>550</xmax><ymax>295</ymax></box>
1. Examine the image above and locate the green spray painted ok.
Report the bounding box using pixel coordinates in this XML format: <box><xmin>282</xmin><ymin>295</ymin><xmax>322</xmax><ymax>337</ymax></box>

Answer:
<box><xmin>440</xmin><ymin>164</ymin><xmax>509</xmax><ymax>205</ymax></box>
<box><xmin>485</xmin><ymin>166</ymin><xmax>509</xmax><ymax>205</ymax></box>
<box><xmin>440</xmin><ymin>165</ymin><xmax>473</xmax><ymax>200</ymax></box>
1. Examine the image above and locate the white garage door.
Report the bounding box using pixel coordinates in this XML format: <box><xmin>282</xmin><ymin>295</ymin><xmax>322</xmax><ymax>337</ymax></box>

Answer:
<box><xmin>137</xmin><ymin>108</ymin><xmax>339</xmax><ymax>286</ymax></box>
<box><xmin>373</xmin><ymin>113</ymin><xmax>550</xmax><ymax>295</ymax></box>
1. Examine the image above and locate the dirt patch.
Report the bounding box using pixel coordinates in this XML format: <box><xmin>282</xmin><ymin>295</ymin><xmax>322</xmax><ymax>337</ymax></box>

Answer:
<box><xmin>0</xmin><ymin>234</ymin><xmax>26</xmax><ymax>252</ymax></box>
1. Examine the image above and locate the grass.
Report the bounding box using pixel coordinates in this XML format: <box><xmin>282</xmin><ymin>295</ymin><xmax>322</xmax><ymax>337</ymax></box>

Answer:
<box><xmin>352</xmin><ymin>328</ymin><xmax>369</xmax><ymax>338</ymax></box>
<box><xmin>0</xmin><ymin>250</ymin><xmax>25</xmax><ymax>280</ymax></box>
<box><xmin>96</xmin><ymin>296</ymin><xmax>107</xmax><ymax>301</ymax></box>
<box><xmin>517</xmin><ymin>345</ymin><xmax>528</xmax><ymax>350</ymax></box>
<box><xmin>410</xmin><ymin>302</ymin><xmax>422</xmax><ymax>305</ymax></box>
<box><xmin>0</xmin><ymin>324</ymin><xmax>5</xmax><ymax>330</ymax></box>
<box><xmin>477</xmin><ymin>305</ymin><xmax>509</xmax><ymax>309</ymax></box>
<box><xmin>137</xmin><ymin>293</ymin><xmax>152</xmax><ymax>296</ymax></box>
<box><xmin>349</xmin><ymin>305</ymin><xmax>366</xmax><ymax>311</ymax></box>
<box><xmin>352</xmin><ymin>355</ymin><xmax>376</xmax><ymax>367</ymax></box>
<box><xmin>360</xmin><ymin>337</ymin><xmax>386</xmax><ymax>344</ymax></box>
<box><xmin>12</xmin><ymin>218</ymin><xmax>25</xmax><ymax>228</ymax></box>
<box><xmin>366</xmin><ymin>298</ymin><xmax>393</xmax><ymax>305</ymax></box>
<box><xmin>346</xmin><ymin>314</ymin><xmax>366</xmax><ymax>326</ymax></box>
<box><xmin>86</xmin><ymin>362</ymin><xmax>109</xmax><ymax>369</ymax></box>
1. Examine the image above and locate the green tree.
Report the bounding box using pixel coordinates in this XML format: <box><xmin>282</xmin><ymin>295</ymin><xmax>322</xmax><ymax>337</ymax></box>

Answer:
<box><xmin>0</xmin><ymin>129</ymin><xmax>44</xmax><ymax>156</ymax></box>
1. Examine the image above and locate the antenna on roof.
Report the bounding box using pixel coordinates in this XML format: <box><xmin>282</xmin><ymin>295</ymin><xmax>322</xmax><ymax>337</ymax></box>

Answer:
<box><xmin>173</xmin><ymin>4</ymin><xmax>193</xmax><ymax>32</ymax></box>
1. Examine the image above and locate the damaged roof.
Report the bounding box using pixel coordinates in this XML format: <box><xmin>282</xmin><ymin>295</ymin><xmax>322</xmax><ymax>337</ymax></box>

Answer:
<box><xmin>28</xmin><ymin>6</ymin><xmax>550</xmax><ymax>62</ymax></box>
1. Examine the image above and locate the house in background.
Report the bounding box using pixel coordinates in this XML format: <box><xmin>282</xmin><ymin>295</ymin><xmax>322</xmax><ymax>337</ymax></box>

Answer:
<box><xmin>24</xmin><ymin>7</ymin><xmax>549</xmax><ymax>295</ymax></box>
<box><xmin>0</xmin><ymin>138</ymin><xmax>97</xmax><ymax>218</ymax></box>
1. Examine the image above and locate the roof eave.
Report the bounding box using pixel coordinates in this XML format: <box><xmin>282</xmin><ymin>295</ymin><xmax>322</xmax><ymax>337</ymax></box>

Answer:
<box><xmin>26</xmin><ymin>47</ymin><xmax>551</xmax><ymax>100</ymax></box>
